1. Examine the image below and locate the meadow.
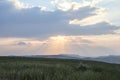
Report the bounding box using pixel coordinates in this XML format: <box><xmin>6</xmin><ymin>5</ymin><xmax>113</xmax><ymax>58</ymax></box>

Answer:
<box><xmin>0</xmin><ymin>57</ymin><xmax>120</xmax><ymax>80</ymax></box>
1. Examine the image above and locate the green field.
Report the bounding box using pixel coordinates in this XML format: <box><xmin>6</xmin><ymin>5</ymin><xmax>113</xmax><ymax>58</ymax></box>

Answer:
<box><xmin>0</xmin><ymin>57</ymin><xmax>120</xmax><ymax>80</ymax></box>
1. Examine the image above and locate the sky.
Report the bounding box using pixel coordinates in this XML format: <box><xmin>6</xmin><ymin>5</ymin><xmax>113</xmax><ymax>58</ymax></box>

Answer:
<box><xmin>0</xmin><ymin>0</ymin><xmax>120</xmax><ymax>57</ymax></box>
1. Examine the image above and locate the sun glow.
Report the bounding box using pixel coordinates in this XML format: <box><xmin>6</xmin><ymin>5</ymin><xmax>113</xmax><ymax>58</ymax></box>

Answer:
<box><xmin>45</xmin><ymin>36</ymin><xmax>69</xmax><ymax>54</ymax></box>
<box><xmin>50</xmin><ymin>36</ymin><xmax>66</xmax><ymax>42</ymax></box>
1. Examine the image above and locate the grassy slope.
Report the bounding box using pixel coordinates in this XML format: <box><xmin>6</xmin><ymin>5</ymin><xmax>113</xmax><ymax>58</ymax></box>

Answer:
<box><xmin>0</xmin><ymin>57</ymin><xmax>120</xmax><ymax>80</ymax></box>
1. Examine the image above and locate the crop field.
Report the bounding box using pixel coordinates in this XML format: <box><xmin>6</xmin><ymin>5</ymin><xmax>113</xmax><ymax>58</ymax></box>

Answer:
<box><xmin>0</xmin><ymin>57</ymin><xmax>120</xmax><ymax>80</ymax></box>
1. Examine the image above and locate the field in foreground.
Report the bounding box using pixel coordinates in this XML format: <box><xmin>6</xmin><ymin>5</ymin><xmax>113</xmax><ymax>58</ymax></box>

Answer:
<box><xmin>0</xmin><ymin>57</ymin><xmax>120</xmax><ymax>80</ymax></box>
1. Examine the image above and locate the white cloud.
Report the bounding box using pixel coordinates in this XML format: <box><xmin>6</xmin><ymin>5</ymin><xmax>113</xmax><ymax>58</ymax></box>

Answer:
<box><xmin>39</xmin><ymin>6</ymin><xmax>47</xmax><ymax>11</ymax></box>
<box><xmin>93</xmin><ymin>0</ymin><xmax>120</xmax><ymax>26</ymax></box>
<box><xmin>69</xmin><ymin>7</ymin><xmax>107</xmax><ymax>26</ymax></box>
<box><xmin>8</xmin><ymin>0</ymin><xmax>28</xmax><ymax>9</ymax></box>
<box><xmin>51</xmin><ymin>0</ymin><xmax>102</xmax><ymax>11</ymax></box>
<box><xmin>51</xmin><ymin>0</ymin><xmax>91</xmax><ymax>11</ymax></box>
<box><xmin>90</xmin><ymin>0</ymin><xmax>102</xmax><ymax>7</ymax></box>
<box><xmin>69</xmin><ymin>14</ymin><xmax>106</xmax><ymax>26</ymax></box>
<box><xmin>8</xmin><ymin>0</ymin><xmax>47</xmax><ymax>10</ymax></box>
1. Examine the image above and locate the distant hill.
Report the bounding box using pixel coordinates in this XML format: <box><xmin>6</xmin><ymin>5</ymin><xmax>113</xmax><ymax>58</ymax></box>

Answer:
<box><xmin>83</xmin><ymin>55</ymin><xmax>120</xmax><ymax>64</ymax></box>
<box><xmin>33</xmin><ymin>55</ymin><xmax>120</xmax><ymax>64</ymax></box>
<box><xmin>26</xmin><ymin>54</ymin><xmax>82</xmax><ymax>59</ymax></box>
<box><xmin>10</xmin><ymin>54</ymin><xmax>120</xmax><ymax>64</ymax></box>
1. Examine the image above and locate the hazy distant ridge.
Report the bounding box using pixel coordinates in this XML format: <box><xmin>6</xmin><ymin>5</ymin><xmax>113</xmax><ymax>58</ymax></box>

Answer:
<box><xmin>20</xmin><ymin>54</ymin><xmax>120</xmax><ymax>64</ymax></box>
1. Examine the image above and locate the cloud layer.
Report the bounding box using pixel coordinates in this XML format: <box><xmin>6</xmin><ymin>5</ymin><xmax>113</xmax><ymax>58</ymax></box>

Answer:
<box><xmin>0</xmin><ymin>0</ymin><xmax>119</xmax><ymax>39</ymax></box>
<box><xmin>0</xmin><ymin>0</ymin><xmax>120</xmax><ymax>56</ymax></box>
<box><xmin>0</xmin><ymin>37</ymin><xmax>117</xmax><ymax>57</ymax></box>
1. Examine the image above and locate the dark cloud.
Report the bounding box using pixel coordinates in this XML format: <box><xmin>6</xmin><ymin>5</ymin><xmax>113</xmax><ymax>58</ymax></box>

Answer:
<box><xmin>15</xmin><ymin>41</ymin><xmax>30</xmax><ymax>46</ymax></box>
<box><xmin>0</xmin><ymin>0</ymin><xmax>119</xmax><ymax>38</ymax></box>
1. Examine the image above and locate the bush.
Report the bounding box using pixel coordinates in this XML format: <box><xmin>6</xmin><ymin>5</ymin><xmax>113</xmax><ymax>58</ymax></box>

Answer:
<box><xmin>76</xmin><ymin>63</ymin><xmax>90</xmax><ymax>71</ymax></box>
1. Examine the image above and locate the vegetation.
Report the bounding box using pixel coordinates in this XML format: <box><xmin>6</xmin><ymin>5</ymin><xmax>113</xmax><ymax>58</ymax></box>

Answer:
<box><xmin>0</xmin><ymin>57</ymin><xmax>120</xmax><ymax>80</ymax></box>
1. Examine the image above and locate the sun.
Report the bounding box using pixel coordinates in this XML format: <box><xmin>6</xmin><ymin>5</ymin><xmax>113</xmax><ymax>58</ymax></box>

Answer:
<box><xmin>44</xmin><ymin>35</ymin><xmax>68</xmax><ymax>54</ymax></box>
<box><xmin>50</xmin><ymin>35</ymin><xmax>66</xmax><ymax>42</ymax></box>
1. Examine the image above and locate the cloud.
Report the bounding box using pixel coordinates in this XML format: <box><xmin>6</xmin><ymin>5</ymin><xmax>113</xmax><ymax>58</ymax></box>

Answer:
<box><xmin>103</xmin><ymin>0</ymin><xmax>120</xmax><ymax>26</ymax></box>
<box><xmin>8</xmin><ymin>0</ymin><xmax>26</xmax><ymax>9</ymax></box>
<box><xmin>69</xmin><ymin>7</ymin><xmax>107</xmax><ymax>26</ymax></box>
<box><xmin>15</xmin><ymin>41</ymin><xmax>30</xmax><ymax>46</ymax></box>
<box><xmin>91</xmin><ymin>0</ymin><xmax>102</xmax><ymax>7</ymax></box>
<box><xmin>68</xmin><ymin>43</ymin><xmax>117</xmax><ymax>57</ymax></box>
<box><xmin>7</xmin><ymin>0</ymin><xmax>44</xmax><ymax>9</ymax></box>
<box><xmin>51</xmin><ymin>0</ymin><xmax>102</xmax><ymax>11</ymax></box>
<box><xmin>0</xmin><ymin>37</ymin><xmax>118</xmax><ymax>56</ymax></box>
<box><xmin>0</xmin><ymin>0</ymin><xmax>119</xmax><ymax>56</ymax></box>
<box><xmin>51</xmin><ymin>0</ymin><xmax>91</xmax><ymax>11</ymax></box>
<box><xmin>69</xmin><ymin>15</ymin><xmax>105</xmax><ymax>26</ymax></box>
<box><xmin>0</xmin><ymin>0</ymin><xmax>119</xmax><ymax>39</ymax></box>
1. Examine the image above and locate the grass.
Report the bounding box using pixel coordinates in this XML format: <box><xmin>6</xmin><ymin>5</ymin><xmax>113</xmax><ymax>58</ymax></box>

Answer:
<box><xmin>0</xmin><ymin>56</ymin><xmax>120</xmax><ymax>80</ymax></box>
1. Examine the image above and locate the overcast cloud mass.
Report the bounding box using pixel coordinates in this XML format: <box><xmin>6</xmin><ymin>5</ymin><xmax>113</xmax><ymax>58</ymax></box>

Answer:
<box><xmin>0</xmin><ymin>0</ymin><xmax>120</xmax><ymax>57</ymax></box>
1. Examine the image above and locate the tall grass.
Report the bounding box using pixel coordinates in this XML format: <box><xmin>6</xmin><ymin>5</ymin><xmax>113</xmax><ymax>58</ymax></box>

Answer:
<box><xmin>0</xmin><ymin>57</ymin><xmax>120</xmax><ymax>80</ymax></box>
